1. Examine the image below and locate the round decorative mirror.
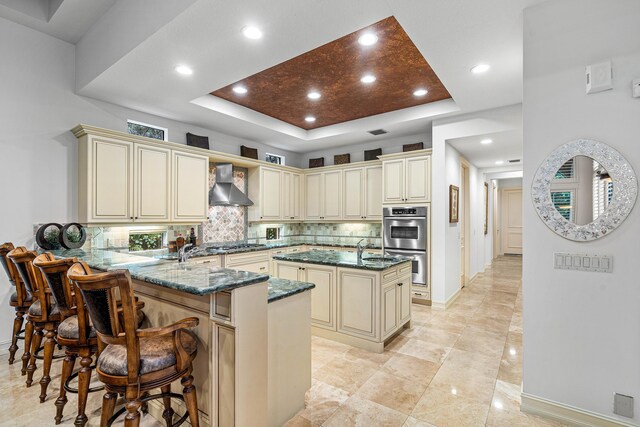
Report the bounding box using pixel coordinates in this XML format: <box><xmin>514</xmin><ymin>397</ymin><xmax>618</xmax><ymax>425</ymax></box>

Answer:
<box><xmin>532</xmin><ymin>139</ymin><xmax>637</xmax><ymax>241</ymax></box>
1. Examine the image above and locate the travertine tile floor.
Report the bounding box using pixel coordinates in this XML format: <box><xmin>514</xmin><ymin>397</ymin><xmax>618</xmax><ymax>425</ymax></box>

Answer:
<box><xmin>286</xmin><ymin>256</ymin><xmax>566</xmax><ymax>427</ymax></box>
<box><xmin>0</xmin><ymin>256</ymin><xmax>563</xmax><ymax>426</ymax></box>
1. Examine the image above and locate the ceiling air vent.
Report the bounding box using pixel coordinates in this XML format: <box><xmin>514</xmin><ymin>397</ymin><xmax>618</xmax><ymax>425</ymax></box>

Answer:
<box><xmin>508</xmin><ymin>159</ymin><xmax>521</xmax><ymax>163</ymax></box>
<box><xmin>368</xmin><ymin>129</ymin><xmax>388</xmax><ymax>136</ymax></box>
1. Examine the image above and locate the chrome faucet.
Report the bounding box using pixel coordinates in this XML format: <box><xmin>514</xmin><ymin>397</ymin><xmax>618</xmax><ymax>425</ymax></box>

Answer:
<box><xmin>356</xmin><ymin>239</ymin><xmax>369</xmax><ymax>261</ymax></box>
<box><xmin>178</xmin><ymin>243</ymin><xmax>194</xmax><ymax>263</ymax></box>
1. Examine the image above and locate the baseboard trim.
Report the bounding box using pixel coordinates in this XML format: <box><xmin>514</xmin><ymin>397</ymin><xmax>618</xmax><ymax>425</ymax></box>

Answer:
<box><xmin>521</xmin><ymin>393</ymin><xmax>638</xmax><ymax>427</ymax></box>
<box><xmin>431</xmin><ymin>287</ymin><xmax>462</xmax><ymax>311</ymax></box>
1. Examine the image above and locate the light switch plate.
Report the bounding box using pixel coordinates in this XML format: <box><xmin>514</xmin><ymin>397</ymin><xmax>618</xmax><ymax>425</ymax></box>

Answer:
<box><xmin>554</xmin><ymin>252</ymin><xmax>613</xmax><ymax>273</ymax></box>
<box><xmin>633</xmin><ymin>78</ymin><xmax>640</xmax><ymax>98</ymax></box>
<box><xmin>586</xmin><ymin>61</ymin><xmax>613</xmax><ymax>94</ymax></box>
<box><xmin>614</xmin><ymin>393</ymin><xmax>634</xmax><ymax>418</ymax></box>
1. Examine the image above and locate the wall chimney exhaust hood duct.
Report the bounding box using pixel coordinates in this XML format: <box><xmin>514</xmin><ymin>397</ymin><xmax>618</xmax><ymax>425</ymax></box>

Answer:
<box><xmin>209</xmin><ymin>163</ymin><xmax>254</xmax><ymax>206</ymax></box>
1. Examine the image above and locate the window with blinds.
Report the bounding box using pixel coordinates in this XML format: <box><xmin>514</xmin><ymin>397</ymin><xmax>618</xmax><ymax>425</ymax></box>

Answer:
<box><xmin>551</xmin><ymin>191</ymin><xmax>574</xmax><ymax>221</ymax></box>
<box><xmin>592</xmin><ymin>160</ymin><xmax>613</xmax><ymax>219</ymax></box>
<box><xmin>554</xmin><ymin>158</ymin><xmax>575</xmax><ymax>180</ymax></box>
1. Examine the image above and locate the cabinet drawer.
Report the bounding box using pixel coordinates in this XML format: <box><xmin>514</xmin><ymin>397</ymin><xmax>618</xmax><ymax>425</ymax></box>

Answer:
<box><xmin>398</xmin><ymin>262</ymin><xmax>412</xmax><ymax>278</ymax></box>
<box><xmin>189</xmin><ymin>255</ymin><xmax>221</xmax><ymax>267</ymax></box>
<box><xmin>212</xmin><ymin>291</ymin><xmax>232</xmax><ymax>322</ymax></box>
<box><xmin>225</xmin><ymin>251</ymin><xmax>270</xmax><ymax>267</ymax></box>
<box><xmin>230</xmin><ymin>261</ymin><xmax>269</xmax><ymax>274</ymax></box>
<box><xmin>381</xmin><ymin>267</ymin><xmax>398</xmax><ymax>284</ymax></box>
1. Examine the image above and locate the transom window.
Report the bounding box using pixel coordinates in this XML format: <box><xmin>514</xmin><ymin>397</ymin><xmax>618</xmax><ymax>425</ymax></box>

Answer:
<box><xmin>127</xmin><ymin>120</ymin><xmax>168</xmax><ymax>141</ymax></box>
<box><xmin>265</xmin><ymin>153</ymin><xmax>285</xmax><ymax>165</ymax></box>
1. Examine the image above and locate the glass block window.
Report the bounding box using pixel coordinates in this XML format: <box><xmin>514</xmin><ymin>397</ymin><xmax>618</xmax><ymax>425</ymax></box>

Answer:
<box><xmin>127</xmin><ymin>120</ymin><xmax>168</xmax><ymax>141</ymax></box>
<box><xmin>554</xmin><ymin>158</ymin><xmax>574</xmax><ymax>180</ymax></box>
<box><xmin>265</xmin><ymin>153</ymin><xmax>285</xmax><ymax>165</ymax></box>
<box><xmin>551</xmin><ymin>191</ymin><xmax>574</xmax><ymax>221</ymax></box>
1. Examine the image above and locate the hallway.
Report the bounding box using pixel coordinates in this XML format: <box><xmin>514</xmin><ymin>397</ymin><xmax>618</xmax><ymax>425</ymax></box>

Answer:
<box><xmin>287</xmin><ymin>255</ymin><xmax>563</xmax><ymax>426</ymax></box>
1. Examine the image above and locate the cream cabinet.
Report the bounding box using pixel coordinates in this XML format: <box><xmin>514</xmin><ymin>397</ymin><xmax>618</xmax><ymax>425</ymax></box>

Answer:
<box><xmin>304</xmin><ymin>170</ymin><xmax>342</xmax><ymax>220</ymax></box>
<box><xmin>344</xmin><ymin>166</ymin><xmax>382</xmax><ymax>220</ymax></box>
<box><xmin>249</xmin><ymin>167</ymin><xmax>302</xmax><ymax>222</ymax></box>
<box><xmin>337</xmin><ymin>269</ymin><xmax>378</xmax><ymax>340</ymax></box>
<box><xmin>171</xmin><ymin>151</ymin><xmax>209</xmax><ymax>222</ymax></box>
<box><xmin>382</xmin><ymin>276</ymin><xmax>412</xmax><ymax>340</ymax></box>
<box><xmin>78</xmin><ymin>134</ymin><xmax>208</xmax><ymax>224</ymax></box>
<box><xmin>382</xmin><ymin>155</ymin><xmax>431</xmax><ymax>204</ymax></box>
<box><xmin>225</xmin><ymin>251</ymin><xmax>270</xmax><ymax>275</ymax></box>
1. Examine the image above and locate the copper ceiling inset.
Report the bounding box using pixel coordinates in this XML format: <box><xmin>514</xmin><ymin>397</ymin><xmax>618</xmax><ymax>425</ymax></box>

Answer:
<box><xmin>210</xmin><ymin>16</ymin><xmax>452</xmax><ymax>130</ymax></box>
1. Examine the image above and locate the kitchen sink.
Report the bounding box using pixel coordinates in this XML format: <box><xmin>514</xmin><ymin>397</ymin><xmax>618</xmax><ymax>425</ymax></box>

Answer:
<box><xmin>361</xmin><ymin>256</ymin><xmax>397</xmax><ymax>262</ymax></box>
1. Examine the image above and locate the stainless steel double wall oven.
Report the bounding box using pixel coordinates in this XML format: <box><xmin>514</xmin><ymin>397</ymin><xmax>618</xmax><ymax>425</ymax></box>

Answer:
<box><xmin>383</xmin><ymin>206</ymin><xmax>429</xmax><ymax>286</ymax></box>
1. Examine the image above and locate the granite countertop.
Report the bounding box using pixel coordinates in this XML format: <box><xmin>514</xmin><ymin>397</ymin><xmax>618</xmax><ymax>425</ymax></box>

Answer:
<box><xmin>267</xmin><ymin>278</ymin><xmax>315</xmax><ymax>303</ymax></box>
<box><xmin>156</xmin><ymin>241</ymin><xmax>383</xmax><ymax>260</ymax></box>
<box><xmin>272</xmin><ymin>250</ymin><xmax>410</xmax><ymax>271</ymax></box>
<box><xmin>48</xmin><ymin>249</ymin><xmax>269</xmax><ymax>296</ymax></box>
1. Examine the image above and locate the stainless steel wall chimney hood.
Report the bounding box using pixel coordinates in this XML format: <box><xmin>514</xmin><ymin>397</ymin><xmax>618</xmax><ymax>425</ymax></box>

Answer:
<box><xmin>208</xmin><ymin>163</ymin><xmax>254</xmax><ymax>206</ymax></box>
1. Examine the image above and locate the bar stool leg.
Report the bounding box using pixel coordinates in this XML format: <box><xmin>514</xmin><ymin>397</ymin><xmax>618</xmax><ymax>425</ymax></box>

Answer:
<box><xmin>26</xmin><ymin>324</ymin><xmax>43</xmax><ymax>387</ymax></box>
<box><xmin>100</xmin><ymin>391</ymin><xmax>118</xmax><ymax>427</ymax></box>
<box><xmin>39</xmin><ymin>325</ymin><xmax>56</xmax><ymax>402</ymax></box>
<box><xmin>21</xmin><ymin>319</ymin><xmax>33</xmax><ymax>375</ymax></box>
<box><xmin>124</xmin><ymin>398</ymin><xmax>142</xmax><ymax>427</ymax></box>
<box><xmin>9</xmin><ymin>310</ymin><xmax>24</xmax><ymax>364</ymax></box>
<box><xmin>74</xmin><ymin>353</ymin><xmax>92</xmax><ymax>427</ymax></box>
<box><xmin>182</xmin><ymin>374</ymin><xmax>199</xmax><ymax>427</ymax></box>
<box><xmin>160</xmin><ymin>384</ymin><xmax>174</xmax><ymax>427</ymax></box>
<box><xmin>55</xmin><ymin>352</ymin><xmax>76</xmax><ymax>424</ymax></box>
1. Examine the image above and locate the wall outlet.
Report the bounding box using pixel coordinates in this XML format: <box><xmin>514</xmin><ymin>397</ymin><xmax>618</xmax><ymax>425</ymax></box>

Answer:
<box><xmin>614</xmin><ymin>393</ymin><xmax>634</xmax><ymax>418</ymax></box>
<box><xmin>586</xmin><ymin>60</ymin><xmax>613</xmax><ymax>94</ymax></box>
<box><xmin>633</xmin><ymin>79</ymin><xmax>640</xmax><ymax>98</ymax></box>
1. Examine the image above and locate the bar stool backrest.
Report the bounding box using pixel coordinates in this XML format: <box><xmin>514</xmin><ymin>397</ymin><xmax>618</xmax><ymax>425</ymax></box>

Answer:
<box><xmin>8</xmin><ymin>247</ymin><xmax>49</xmax><ymax>317</ymax></box>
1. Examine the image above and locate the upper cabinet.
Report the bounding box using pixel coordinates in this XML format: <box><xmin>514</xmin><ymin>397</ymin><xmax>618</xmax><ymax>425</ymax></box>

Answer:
<box><xmin>344</xmin><ymin>166</ymin><xmax>382</xmax><ymax>220</ymax></box>
<box><xmin>75</xmin><ymin>127</ymin><xmax>208</xmax><ymax>224</ymax></box>
<box><xmin>381</xmin><ymin>152</ymin><xmax>431</xmax><ymax>205</ymax></box>
<box><xmin>305</xmin><ymin>170</ymin><xmax>343</xmax><ymax>221</ymax></box>
<box><xmin>248</xmin><ymin>166</ymin><xmax>302</xmax><ymax>222</ymax></box>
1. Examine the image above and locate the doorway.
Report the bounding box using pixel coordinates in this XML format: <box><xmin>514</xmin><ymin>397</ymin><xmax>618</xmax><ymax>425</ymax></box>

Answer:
<box><xmin>501</xmin><ymin>188</ymin><xmax>523</xmax><ymax>255</ymax></box>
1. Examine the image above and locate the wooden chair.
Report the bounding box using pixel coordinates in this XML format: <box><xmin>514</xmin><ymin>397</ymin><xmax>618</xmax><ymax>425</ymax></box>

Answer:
<box><xmin>7</xmin><ymin>246</ymin><xmax>62</xmax><ymax>400</ymax></box>
<box><xmin>0</xmin><ymin>242</ymin><xmax>33</xmax><ymax>366</ymax></box>
<box><xmin>34</xmin><ymin>253</ymin><xmax>102</xmax><ymax>426</ymax></box>
<box><xmin>68</xmin><ymin>261</ymin><xmax>200</xmax><ymax>427</ymax></box>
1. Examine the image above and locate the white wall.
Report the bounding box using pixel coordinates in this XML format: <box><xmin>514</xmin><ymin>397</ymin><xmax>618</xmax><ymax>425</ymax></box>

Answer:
<box><xmin>523</xmin><ymin>0</ymin><xmax>640</xmax><ymax>423</ymax></box>
<box><xmin>301</xmin><ymin>133</ymin><xmax>432</xmax><ymax>167</ymax></box>
<box><xmin>0</xmin><ymin>16</ymin><xmax>301</xmax><ymax>350</ymax></box>
<box><xmin>431</xmin><ymin>104</ymin><xmax>522</xmax><ymax>306</ymax></box>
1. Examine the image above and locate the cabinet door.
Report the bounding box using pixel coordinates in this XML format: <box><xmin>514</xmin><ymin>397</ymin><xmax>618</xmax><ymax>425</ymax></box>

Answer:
<box><xmin>260</xmin><ymin>168</ymin><xmax>282</xmax><ymax>220</ymax></box>
<box><xmin>364</xmin><ymin>166</ymin><xmax>382</xmax><ymax>220</ymax></box>
<box><xmin>398</xmin><ymin>278</ymin><xmax>412</xmax><ymax>325</ymax></box>
<box><xmin>306</xmin><ymin>265</ymin><xmax>336</xmax><ymax>330</ymax></box>
<box><xmin>273</xmin><ymin>262</ymin><xmax>301</xmax><ymax>281</ymax></box>
<box><xmin>405</xmin><ymin>156</ymin><xmax>431</xmax><ymax>203</ymax></box>
<box><xmin>172</xmin><ymin>152</ymin><xmax>208</xmax><ymax>221</ymax></box>
<box><xmin>337</xmin><ymin>269</ymin><xmax>378</xmax><ymax>340</ymax></box>
<box><xmin>383</xmin><ymin>159</ymin><xmax>405</xmax><ymax>203</ymax></box>
<box><xmin>281</xmin><ymin>171</ymin><xmax>291</xmax><ymax>220</ymax></box>
<box><xmin>323</xmin><ymin>170</ymin><xmax>343</xmax><ymax>219</ymax></box>
<box><xmin>382</xmin><ymin>282</ymin><xmax>398</xmax><ymax>338</ymax></box>
<box><xmin>134</xmin><ymin>144</ymin><xmax>171</xmax><ymax>222</ymax></box>
<box><xmin>291</xmin><ymin>173</ymin><xmax>302</xmax><ymax>220</ymax></box>
<box><xmin>91</xmin><ymin>138</ymin><xmax>133</xmax><ymax>222</ymax></box>
<box><xmin>343</xmin><ymin>168</ymin><xmax>364</xmax><ymax>220</ymax></box>
<box><xmin>305</xmin><ymin>173</ymin><xmax>322</xmax><ymax>220</ymax></box>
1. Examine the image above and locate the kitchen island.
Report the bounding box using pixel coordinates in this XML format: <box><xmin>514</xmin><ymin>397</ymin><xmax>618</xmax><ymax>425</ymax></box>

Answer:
<box><xmin>49</xmin><ymin>248</ymin><xmax>314</xmax><ymax>427</ymax></box>
<box><xmin>272</xmin><ymin>250</ymin><xmax>412</xmax><ymax>353</ymax></box>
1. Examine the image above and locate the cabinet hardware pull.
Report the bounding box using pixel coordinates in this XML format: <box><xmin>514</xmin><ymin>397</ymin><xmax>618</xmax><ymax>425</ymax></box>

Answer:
<box><xmin>397</xmin><ymin>282</ymin><xmax>404</xmax><ymax>286</ymax></box>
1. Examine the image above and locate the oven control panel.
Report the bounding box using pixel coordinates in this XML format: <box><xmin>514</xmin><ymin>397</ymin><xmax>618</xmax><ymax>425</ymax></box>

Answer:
<box><xmin>383</xmin><ymin>206</ymin><xmax>427</xmax><ymax>217</ymax></box>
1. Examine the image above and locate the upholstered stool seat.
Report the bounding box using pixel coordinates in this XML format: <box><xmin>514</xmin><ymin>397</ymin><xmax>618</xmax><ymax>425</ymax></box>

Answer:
<box><xmin>10</xmin><ymin>291</ymin><xmax>32</xmax><ymax>304</ymax></box>
<box><xmin>57</xmin><ymin>315</ymin><xmax>97</xmax><ymax>340</ymax></box>
<box><xmin>98</xmin><ymin>331</ymin><xmax>197</xmax><ymax>376</ymax></box>
<box><xmin>28</xmin><ymin>300</ymin><xmax>60</xmax><ymax>318</ymax></box>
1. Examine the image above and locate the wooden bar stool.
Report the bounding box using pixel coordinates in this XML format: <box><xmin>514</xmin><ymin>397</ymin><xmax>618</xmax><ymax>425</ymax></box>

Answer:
<box><xmin>0</xmin><ymin>242</ymin><xmax>33</xmax><ymax>366</ymax></box>
<box><xmin>68</xmin><ymin>261</ymin><xmax>200</xmax><ymax>427</ymax></box>
<box><xmin>34</xmin><ymin>253</ymin><xmax>103</xmax><ymax>427</ymax></box>
<box><xmin>8</xmin><ymin>246</ymin><xmax>62</xmax><ymax>400</ymax></box>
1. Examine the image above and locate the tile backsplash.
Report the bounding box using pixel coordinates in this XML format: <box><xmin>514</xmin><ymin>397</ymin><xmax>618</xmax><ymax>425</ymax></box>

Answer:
<box><xmin>200</xmin><ymin>165</ymin><xmax>248</xmax><ymax>243</ymax></box>
<box><xmin>248</xmin><ymin>222</ymin><xmax>382</xmax><ymax>246</ymax></box>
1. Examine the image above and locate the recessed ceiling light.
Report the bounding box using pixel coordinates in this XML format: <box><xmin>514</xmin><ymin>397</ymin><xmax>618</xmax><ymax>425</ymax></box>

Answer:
<box><xmin>242</xmin><ymin>26</ymin><xmax>263</xmax><ymax>39</ymax></box>
<box><xmin>232</xmin><ymin>86</ymin><xmax>248</xmax><ymax>94</ymax></box>
<box><xmin>481</xmin><ymin>139</ymin><xmax>493</xmax><ymax>145</ymax></box>
<box><xmin>495</xmin><ymin>160</ymin><xmax>504</xmax><ymax>165</ymax></box>
<box><xmin>413</xmin><ymin>88</ymin><xmax>428</xmax><ymax>97</ymax></box>
<box><xmin>307</xmin><ymin>91</ymin><xmax>321</xmax><ymax>100</ymax></box>
<box><xmin>361</xmin><ymin>74</ymin><xmax>376</xmax><ymax>84</ymax></box>
<box><xmin>175</xmin><ymin>65</ymin><xmax>193</xmax><ymax>75</ymax></box>
<box><xmin>358</xmin><ymin>33</ymin><xmax>378</xmax><ymax>46</ymax></box>
<box><xmin>305</xmin><ymin>116</ymin><xmax>316</xmax><ymax>123</ymax></box>
<box><xmin>471</xmin><ymin>63</ymin><xmax>491</xmax><ymax>74</ymax></box>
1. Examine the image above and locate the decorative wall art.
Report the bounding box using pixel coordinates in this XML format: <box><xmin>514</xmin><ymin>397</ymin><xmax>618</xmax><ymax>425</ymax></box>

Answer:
<box><xmin>449</xmin><ymin>185</ymin><xmax>459</xmax><ymax>223</ymax></box>
<box><xmin>484</xmin><ymin>182</ymin><xmax>489</xmax><ymax>235</ymax></box>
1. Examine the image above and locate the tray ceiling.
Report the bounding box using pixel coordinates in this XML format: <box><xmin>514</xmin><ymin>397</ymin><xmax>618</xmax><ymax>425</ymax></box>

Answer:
<box><xmin>210</xmin><ymin>16</ymin><xmax>452</xmax><ymax>130</ymax></box>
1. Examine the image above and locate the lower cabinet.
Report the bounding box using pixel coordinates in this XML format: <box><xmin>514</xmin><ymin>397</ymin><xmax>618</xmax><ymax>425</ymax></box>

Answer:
<box><xmin>225</xmin><ymin>252</ymin><xmax>270</xmax><ymax>274</ymax></box>
<box><xmin>382</xmin><ymin>276</ymin><xmax>412</xmax><ymax>340</ymax></box>
<box><xmin>337</xmin><ymin>269</ymin><xmax>378</xmax><ymax>340</ymax></box>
